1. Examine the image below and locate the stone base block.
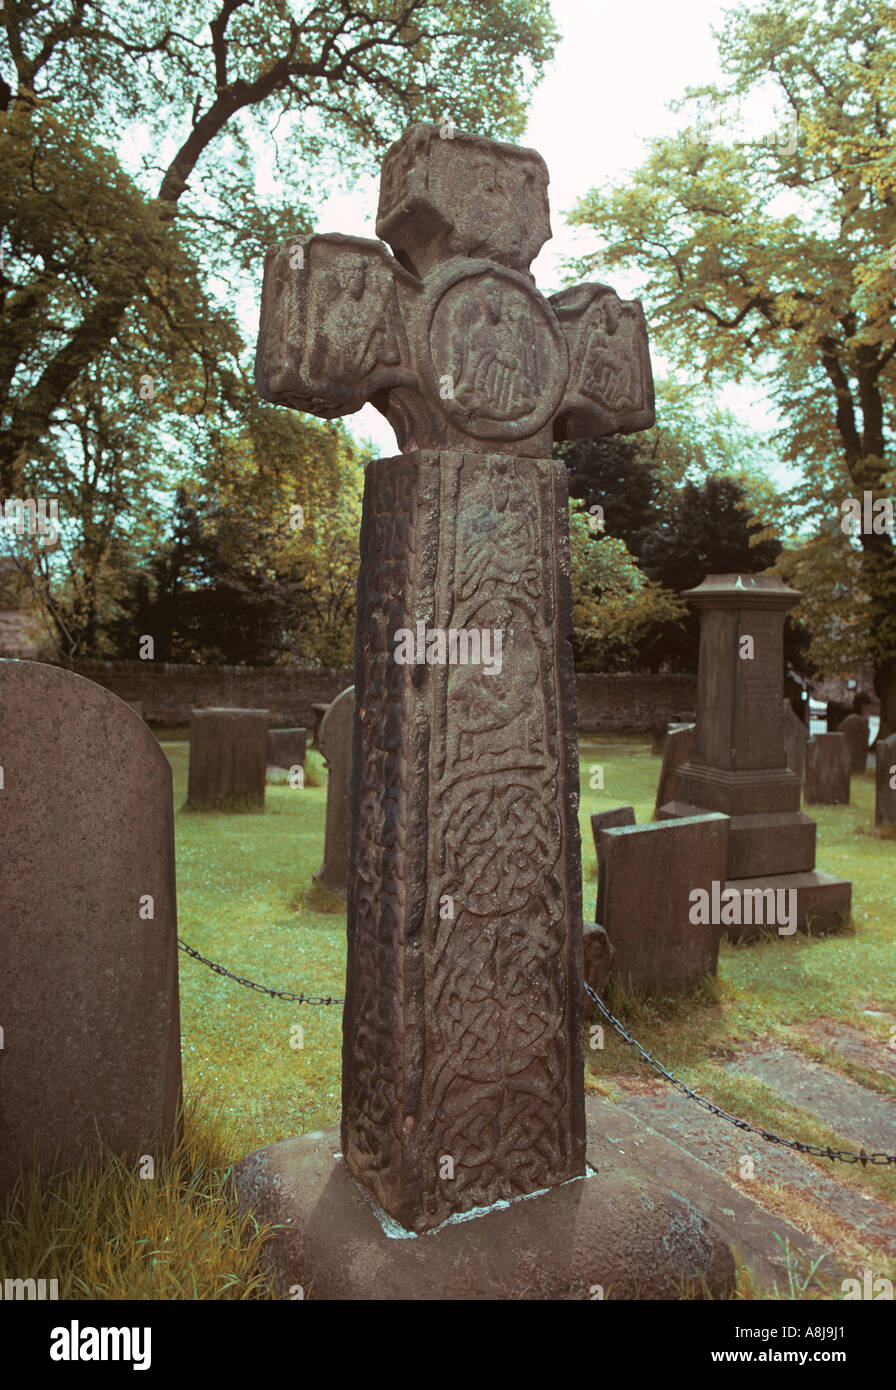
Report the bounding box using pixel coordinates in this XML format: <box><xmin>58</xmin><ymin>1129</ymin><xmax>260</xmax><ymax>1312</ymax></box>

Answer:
<box><xmin>675</xmin><ymin>762</ymin><xmax>801</xmax><ymax>816</ymax></box>
<box><xmin>656</xmin><ymin>799</ymin><xmax>706</xmax><ymax>821</ymax></box>
<box><xmin>230</xmin><ymin>1115</ymin><xmax>735</xmax><ymax>1301</ymax></box>
<box><xmin>725</xmin><ymin>812</ymin><xmax>816</xmax><ymax>878</ymax></box>
<box><xmin>723</xmin><ymin>871</ymin><xmax>852</xmax><ymax>943</ymax></box>
<box><xmin>657</xmin><ymin>805</ymin><xmax>816</xmax><ymax>878</ymax></box>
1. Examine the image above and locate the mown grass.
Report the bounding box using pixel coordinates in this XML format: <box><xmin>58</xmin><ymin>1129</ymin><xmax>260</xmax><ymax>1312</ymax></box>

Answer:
<box><xmin>2</xmin><ymin>732</ymin><xmax>892</xmax><ymax>1298</ymax></box>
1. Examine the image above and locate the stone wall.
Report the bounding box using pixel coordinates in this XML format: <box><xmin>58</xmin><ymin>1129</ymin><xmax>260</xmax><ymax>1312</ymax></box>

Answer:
<box><xmin>65</xmin><ymin>661</ymin><xmax>696</xmax><ymax>734</ymax></box>
<box><xmin>574</xmin><ymin>673</ymin><xmax>696</xmax><ymax>733</ymax></box>
<box><xmin>71</xmin><ymin>661</ymin><xmax>354</xmax><ymax>728</ymax></box>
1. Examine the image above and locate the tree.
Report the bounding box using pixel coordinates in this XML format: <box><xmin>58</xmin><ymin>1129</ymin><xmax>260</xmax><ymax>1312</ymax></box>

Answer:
<box><xmin>104</xmin><ymin>412</ymin><xmax>365</xmax><ymax>666</ymax></box>
<box><xmin>1</xmin><ymin>0</ymin><xmax>558</xmax><ymax>492</ymax></box>
<box><xmin>566</xmin><ymin>0</ymin><xmax>896</xmax><ymax>732</ymax></box>
<box><xmin>567</xmin><ymin>509</ymin><xmax>685</xmax><ymax>673</ymax></box>
<box><xmin>559</xmin><ymin>381</ymin><xmax>785</xmax><ymax>670</ymax></box>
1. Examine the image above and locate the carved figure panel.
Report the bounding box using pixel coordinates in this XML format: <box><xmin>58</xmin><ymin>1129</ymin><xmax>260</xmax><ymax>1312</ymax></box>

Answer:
<box><xmin>342</xmin><ymin>450</ymin><xmax>585</xmax><ymax>1232</ymax></box>
<box><xmin>550</xmin><ymin>283</ymin><xmax>655</xmax><ymax>440</ymax></box>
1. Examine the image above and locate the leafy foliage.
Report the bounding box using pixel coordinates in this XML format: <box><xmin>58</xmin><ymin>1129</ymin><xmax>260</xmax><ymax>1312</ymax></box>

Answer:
<box><xmin>565</xmin><ymin>0</ymin><xmax>896</xmax><ymax>726</ymax></box>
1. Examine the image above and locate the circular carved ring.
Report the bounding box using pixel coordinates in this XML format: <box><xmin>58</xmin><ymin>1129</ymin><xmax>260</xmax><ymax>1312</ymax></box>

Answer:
<box><xmin>422</xmin><ymin>261</ymin><xmax>567</xmax><ymax>441</ymax></box>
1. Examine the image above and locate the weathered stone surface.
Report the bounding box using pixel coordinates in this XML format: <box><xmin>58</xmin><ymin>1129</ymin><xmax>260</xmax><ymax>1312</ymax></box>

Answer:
<box><xmin>724</xmin><ymin>811</ymin><xmax>816</xmax><ymax>878</ymax></box>
<box><xmin>267</xmin><ymin>726</ymin><xmax>307</xmax><ymax>769</ymax></box>
<box><xmin>590</xmin><ymin>805</ymin><xmax>635</xmax><ymax>912</ymax></box>
<box><xmin>804</xmin><ymin>733</ymin><xmax>851</xmax><ymax>805</ymax></box>
<box><xmin>230</xmin><ymin>1103</ymin><xmax>736</xmax><ymax>1301</ymax></box>
<box><xmin>605</xmin><ymin>1082</ymin><xmax>873</xmax><ymax>1283</ymax></box>
<box><xmin>256</xmin><ymin>123</ymin><xmax>654</xmax><ymax>460</ymax></box>
<box><xmin>875</xmin><ymin>733</ymin><xmax>896</xmax><ymax>830</ymax></box>
<box><xmin>187</xmin><ymin>707</ymin><xmax>270</xmax><ymax>809</ymax></box>
<box><xmin>674</xmin><ymin>576</ymin><xmax>801</xmax><ymax>817</ymax></box>
<box><xmin>582</xmin><ymin>922</ymin><xmax>615</xmax><ymax>1004</ymax></box>
<box><xmin>255</xmin><ymin>122</ymin><xmax>657</xmax><ymax>1235</ymax></box>
<box><xmin>731</xmin><ymin>1045</ymin><xmax>895</xmax><ymax>1152</ymax></box>
<box><xmin>343</xmin><ymin>453</ymin><xmax>585</xmax><ymax>1231</ymax></box>
<box><xmin>836</xmin><ymin>713</ymin><xmax>869</xmax><ymax>775</ymax></box>
<box><xmin>653</xmin><ymin>724</ymin><xmax>694</xmax><ymax>819</ymax></box>
<box><xmin>313</xmin><ymin>686</ymin><xmax>353</xmax><ymax>894</ymax></box>
<box><xmin>597</xmin><ymin>814</ymin><xmax>729</xmax><ymax>995</ymax></box>
<box><xmin>722</xmin><ymin>872</ymin><xmax>852</xmax><ymax>942</ymax></box>
<box><xmin>782</xmin><ymin>699</ymin><xmax>809</xmax><ymax>782</ymax></box>
<box><xmin>0</xmin><ymin>659</ymin><xmax>182</xmax><ymax>1196</ymax></box>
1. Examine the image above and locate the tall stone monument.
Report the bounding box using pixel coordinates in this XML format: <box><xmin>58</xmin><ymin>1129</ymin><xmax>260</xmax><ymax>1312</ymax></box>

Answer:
<box><xmin>235</xmin><ymin>124</ymin><xmax>735</xmax><ymax>1298</ymax></box>
<box><xmin>257</xmin><ymin>124</ymin><xmax>654</xmax><ymax>1231</ymax></box>
<box><xmin>659</xmin><ymin>575</ymin><xmax>851</xmax><ymax>935</ymax></box>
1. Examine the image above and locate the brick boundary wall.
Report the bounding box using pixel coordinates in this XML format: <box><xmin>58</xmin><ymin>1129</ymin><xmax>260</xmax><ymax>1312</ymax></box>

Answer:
<box><xmin>66</xmin><ymin>660</ymin><xmax>697</xmax><ymax>734</ymax></box>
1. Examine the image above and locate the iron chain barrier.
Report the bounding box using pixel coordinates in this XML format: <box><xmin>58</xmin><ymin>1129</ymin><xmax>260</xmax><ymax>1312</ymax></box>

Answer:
<box><xmin>178</xmin><ymin>939</ymin><xmax>344</xmax><ymax>1007</ymax></box>
<box><xmin>178</xmin><ymin>938</ymin><xmax>896</xmax><ymax>1167</ymax></box>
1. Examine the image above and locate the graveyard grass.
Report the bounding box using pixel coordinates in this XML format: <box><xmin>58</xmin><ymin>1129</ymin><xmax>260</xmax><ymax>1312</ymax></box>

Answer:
<box><xmin>2</xmin><ymin>735</ymin><xmax>893</xmax><ymax>1299</ymax></box>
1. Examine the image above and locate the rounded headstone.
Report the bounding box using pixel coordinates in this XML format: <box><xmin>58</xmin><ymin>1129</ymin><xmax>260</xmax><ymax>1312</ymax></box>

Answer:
<box><xmin>836</xmin><ymin>713</ymin><xmax>869</xmax><ymax>776</ymax></box>
<box><xmin>0</xmin><ymin>659</ymin><xmax>182</xmax><ymax>1195</ymax></box>
<box><xmin>313</xmin><ymin>686</ymin><xmax>354</xmax><ymax>893</ymax></box>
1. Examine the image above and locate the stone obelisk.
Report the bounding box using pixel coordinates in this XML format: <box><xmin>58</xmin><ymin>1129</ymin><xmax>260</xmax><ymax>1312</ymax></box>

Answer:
<box><xmin>660</xmin><ymin>574</ymin><xmax>851</xmax><ymax>937</ymax></box>
<box><xmin>255</xmin><ymin>123</ymin><xmax>655</xmax><ymax>1232</ymax></box>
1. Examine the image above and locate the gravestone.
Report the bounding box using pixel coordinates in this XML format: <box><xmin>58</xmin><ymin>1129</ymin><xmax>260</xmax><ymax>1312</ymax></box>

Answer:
<box><xmin>268</xmin><ymin>726</ymin><xmax>307</xmax><ymax>769</ymax></box>
<box><xmin>805</xmin><ymin>734</ymin><xmax>851</xmax><ymax>806</ymax></box>
<box><xmin>660</xmin><ymin>576</ymin><xmax>849</xmax><ymax>936</ymax></box>
<box><xmin>311</xmin><ymin>702</ymin><xmax>330</xmax><ymax>747</ymax></box>
<box><xmin>875</xmin><ymin>733</ymin><xmax>896</xmax><ymax>830</ymax></box>
<box><xmin>582</xmin><ymin>922</ymin><xmax>615</xmax><ymax>1005</ymax></box>
<box><xmin>596</xmin><ymin>814</ymin><xmax>729</xmax><ymax>995</ymax></box>
<box><xmin>313</xmin><ymin>686</ymin><xmax>353</xmax><ymax>893</ymax></box>
<box><xmin>0</xmin><ymin>660</ymin><xmax>182</xmax><ymax>1197</ymax></box>
<box><xmin>590</xmin><ymin>805</ymin><xmax>635</xmax><ymax>916</ymax></box>
<box><xmin>653</xmin><ymin>724</ymin><xmax>694</xmax><ymax>820</ymax></box>
<box><xmin>187</xmin><ymin>707</ymin><xmax>269</xmax><ymax>809</ymax></box>
<box><xmin>836</xmin><ymin>713</ymin><xmax>869</xmax><ymax>775</ymax></box>
<box><xmin>781</xmin><ymin>699</ymin><xmax>808</xmax><ymax>783</ymax></box>
<box><xmin>235</xmin><ymin>121</ymin><xmax>734</xmax><ymax>1297</ymax></box>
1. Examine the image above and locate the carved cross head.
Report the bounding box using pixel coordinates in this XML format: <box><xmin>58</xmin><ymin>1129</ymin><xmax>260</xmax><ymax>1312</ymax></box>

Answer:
<box><xmin>256</xmin><ymin>122</ymin><xmax>655</xmax><ymax>456</ymax></box>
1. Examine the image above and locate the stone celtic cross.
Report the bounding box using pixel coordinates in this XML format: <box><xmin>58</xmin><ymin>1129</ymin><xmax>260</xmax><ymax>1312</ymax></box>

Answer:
<box><xmin>256</xmin><ymin>122</ymin><xmax>655</xmax><ymax>1233</ymax></box>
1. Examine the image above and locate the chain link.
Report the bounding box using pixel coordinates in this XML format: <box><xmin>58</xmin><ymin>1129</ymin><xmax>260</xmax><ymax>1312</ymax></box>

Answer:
<box><xmin>177</xmin><ymin>940</ymin><xmax>895</xmax><ymax>1166</ymax></box>
<box><xmin>585</xmin><ymin>982</ymin><xmax>896</xmax><ymax>1167</ymax></box>
<box><xmin>177</xmin><ymin>940</ymin><xmax>344</xmax><ymax>1006</ymax></box>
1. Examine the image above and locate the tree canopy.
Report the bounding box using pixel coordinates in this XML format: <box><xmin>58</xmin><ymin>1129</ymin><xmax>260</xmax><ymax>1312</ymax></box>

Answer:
<box><xmin>1</xmin><ymin>0</ymin><xmax>558</xmax><ymax>662</ymax></box>
<box><xmin>566</xmin><ymin>0</ymin><xmax>896</xmax><ymax>730</ymax></box>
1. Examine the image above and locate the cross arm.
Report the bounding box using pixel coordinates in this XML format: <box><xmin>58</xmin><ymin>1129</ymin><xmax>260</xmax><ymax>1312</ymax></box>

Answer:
<box><xmin>255</xmin><ymin>233</ymin><xmax>420</xmax><ymax>419</ymax></box>
<box><xmin>549</xmin><ymin>283</ymin><xmax>655</xmax><ymax>442</ymax></box>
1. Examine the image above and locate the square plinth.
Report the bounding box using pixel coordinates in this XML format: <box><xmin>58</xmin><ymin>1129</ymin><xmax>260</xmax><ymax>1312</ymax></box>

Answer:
<box><xmin>658</xmin><ymin>805</ymin><xmax>816</xmax><ymax>879</ymax></box>
<box><xmin>722</xmin><ymin>872</ymin><xmax>852</xmax><ymax>943</ymax></box>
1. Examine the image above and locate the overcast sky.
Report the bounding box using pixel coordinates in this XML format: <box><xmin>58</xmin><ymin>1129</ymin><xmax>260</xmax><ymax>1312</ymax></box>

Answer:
<box><xmin>310</xmin><ymin>0</ymin><xmax>789</xmax><ymax>469</ymax></box>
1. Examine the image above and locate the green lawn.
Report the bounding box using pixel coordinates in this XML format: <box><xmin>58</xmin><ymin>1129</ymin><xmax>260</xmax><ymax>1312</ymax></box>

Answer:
<box><xmin>172</xmin><ymin>731</ymin><xmax>895</xmax><ymax>1159</ymax></box>
<box><xmin>3</xmin><ymin>732</ymin><xmax>892</xmax><ymax>1297</ymax></box>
